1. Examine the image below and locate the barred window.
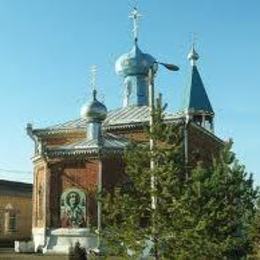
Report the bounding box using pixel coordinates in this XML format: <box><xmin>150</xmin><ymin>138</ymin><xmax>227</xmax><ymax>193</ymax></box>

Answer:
<box><xmin>8</xmin><ymin>212</ymin><xmax>16</xmax><ymax>232</ymax></box>
<box><xmin>4</xmin><ymin>204</ymin><xmax>17</xmax><ymax>233</ymax></box>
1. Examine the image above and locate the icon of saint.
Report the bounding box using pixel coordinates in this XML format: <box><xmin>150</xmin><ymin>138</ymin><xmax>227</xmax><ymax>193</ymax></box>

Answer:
<box><xmin>61</xmin><ymin>191</ymin><xmax>86</xmax><ymax>228</ymax></box>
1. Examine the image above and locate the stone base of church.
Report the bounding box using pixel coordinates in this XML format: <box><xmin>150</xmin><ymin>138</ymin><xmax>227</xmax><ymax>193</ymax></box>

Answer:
<box><xmin>32</xmin><ymin>228</ymin><xmax>46</xmax><ymax>252</ymax></box>
<box><xmin>32</xmin><ymin>228</ymin><xmax>97</xmax><ymax>254</ymax></box>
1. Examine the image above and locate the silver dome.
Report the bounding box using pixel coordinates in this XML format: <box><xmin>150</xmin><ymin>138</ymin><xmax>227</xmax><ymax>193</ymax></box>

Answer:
<box><xmin>81</xmin><ymin>90</ymin><xmax>107</xmax><ymax>122</ymax></box>
<box><xmin>115</xmin><ymin>43</ymin><xmax>157</xmax><ymax>77</ymax></box>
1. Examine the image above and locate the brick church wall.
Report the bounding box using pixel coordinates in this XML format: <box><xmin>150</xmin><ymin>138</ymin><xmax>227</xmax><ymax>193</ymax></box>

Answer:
<box><xmin>102</xmin><ymin>155</ymin><xmax>125</xmax><ymax>191</ymax></box>
<box><xmin>31</xmin><ymin>122</ymin><xmax>222</xmax><ymax>231</ymax></box>
<box><xmin>32</xmin><ymin>164</ymin><xmax>45</xmax><ymax>228</ymax></box>
<box><xmin>187</xmin><ymin>124</ymin><xmax>223</xmax><ymax>167</ymax></box>
<box><xmin>48</xmin><ymin>159</ymin><xmax>99</xmax><ymax>228</ymax></box>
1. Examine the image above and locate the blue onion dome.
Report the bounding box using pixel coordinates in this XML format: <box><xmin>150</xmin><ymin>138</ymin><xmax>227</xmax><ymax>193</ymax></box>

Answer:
<box><xmin>80</xmin><ymin>90</ymin><xmax>107</xmax><ymax>122</ymax></box>
<box><xmin>115</xmin><ymin>42</ymin><xmax>157</xmax><ymax>77</ymax></box>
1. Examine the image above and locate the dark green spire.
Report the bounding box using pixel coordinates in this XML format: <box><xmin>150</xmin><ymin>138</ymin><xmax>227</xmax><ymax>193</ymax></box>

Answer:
<box><xmin>180</xmin><ymin>46</ymin><xmax>215</xmax><ymax>133</ymax></box>
<box><xmin>181</xmin><ymin>47</ymin><xmax>214</xmax><ymax>115</ymax></box>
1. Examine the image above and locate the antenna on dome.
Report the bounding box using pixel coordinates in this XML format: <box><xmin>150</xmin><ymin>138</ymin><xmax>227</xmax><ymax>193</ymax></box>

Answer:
<box><xmin>129</xmin><ymin>5</ymin><xmax>142</xmax><ymax>43</ymax></box>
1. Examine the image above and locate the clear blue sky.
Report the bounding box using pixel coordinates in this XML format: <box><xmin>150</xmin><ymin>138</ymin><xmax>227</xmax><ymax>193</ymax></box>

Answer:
<box><xmin>0</xmin><ymin>0</ymin><xmax>259</xmax><ymax>184</ymax></box>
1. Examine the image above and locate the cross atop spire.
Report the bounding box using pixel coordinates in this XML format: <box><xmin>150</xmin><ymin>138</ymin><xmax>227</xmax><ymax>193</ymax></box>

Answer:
<box><xmin>191</xmin><ymin>32</ymin><xmax>197</xmax><ymax>48</ymax></box>
<box><xmin>129</xmin><ymin>7</ymin><xmax>142</xmax><ymax>43</ymax></box>
<box><xmin>188</xmin><ymin>45</ymin><xmax>200</xmax><ymax>66</ymax></box>
<box><xmin>188</xmin><ymin>34</ymin><xmax>200</xmax><ymax>66</ymax></box>
<box><xmin>181</xmin><ymin>45</ymin><xmax>214</xmax><ymax>132</ymax></box>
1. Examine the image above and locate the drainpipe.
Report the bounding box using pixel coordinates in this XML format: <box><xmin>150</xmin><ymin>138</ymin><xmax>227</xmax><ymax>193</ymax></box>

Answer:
<box><xmin>41</xmin><ymin>161</ymin><xmax>49</xmax><ymax>253</ymax></box>
<box><xmin>96</xmin><ymin>147</ymin><xmax>103</xmax><ymax>253</ymax></box>
<box><xmin>184</xmin><ymin>114</ymin><xmax>189</xmax><ymax>179</ymax></box>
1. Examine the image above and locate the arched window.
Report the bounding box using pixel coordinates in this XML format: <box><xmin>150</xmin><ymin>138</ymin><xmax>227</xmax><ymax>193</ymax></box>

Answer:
<box><xmin>4</xmin><ymin>204</ymin><xmax>16</xmax><ymax>233</ymax></box>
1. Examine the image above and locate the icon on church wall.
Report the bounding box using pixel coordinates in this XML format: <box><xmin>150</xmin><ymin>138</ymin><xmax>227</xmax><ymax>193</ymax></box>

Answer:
<box><xmin>60</xmin><ymin>188</ymin><xmax>86</xmax><ymax>228</ymax></box>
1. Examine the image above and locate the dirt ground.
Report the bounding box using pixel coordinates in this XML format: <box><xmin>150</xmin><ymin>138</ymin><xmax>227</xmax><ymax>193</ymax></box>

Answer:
<box><xmin>0</xmin><ymin>248</ymin><xmax>125</xmax><ymax>260</ymax></box>
<box><xmin>0</xmin><ymin>253</ymin><xmax>69</xmax><ymax>260</ymax></box>
<box><xmin>0</xmin><ymin>250</ymin><xmax>87</xmax><ymax>260</ymax></box>
<box><xmin>0</xmin><ymin>252</ymin><xmax>125</xmax><ymax>260</ymax></box>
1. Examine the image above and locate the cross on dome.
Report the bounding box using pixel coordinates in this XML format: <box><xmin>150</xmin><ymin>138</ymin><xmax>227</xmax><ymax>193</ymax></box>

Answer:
<box><xmin>90</xmin><ymin>65</ymin><xmax>97</xmax><ymax>92</ymax></box>
<box><xmin>129</xmin><ymin>7</ymin><xmax>142</xmax><ymax>43</ymax></box>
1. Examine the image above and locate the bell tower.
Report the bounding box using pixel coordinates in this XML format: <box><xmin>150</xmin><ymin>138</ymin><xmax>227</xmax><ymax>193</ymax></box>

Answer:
<box><xmin>181</xmin><ymin>46</ymin><xmax>214</xmax><ymax>132</ymax></box>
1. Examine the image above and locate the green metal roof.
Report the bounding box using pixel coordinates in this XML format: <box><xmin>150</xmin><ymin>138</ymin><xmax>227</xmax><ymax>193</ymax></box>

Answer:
<box><xmin>181</xmin><ymin>65</ymin><xmax>214</xmax><ymax>114</ymax></box>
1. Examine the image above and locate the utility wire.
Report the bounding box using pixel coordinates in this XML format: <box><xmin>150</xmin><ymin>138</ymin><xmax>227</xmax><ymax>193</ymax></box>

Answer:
<box><xmin>0</xmin><ymin>168</ymin><xmax>32</xmax><ymax>174</ymax></box>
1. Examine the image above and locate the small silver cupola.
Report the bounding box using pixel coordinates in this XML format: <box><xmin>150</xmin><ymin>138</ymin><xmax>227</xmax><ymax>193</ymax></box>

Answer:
<box><xmin>188</xmin><ymin>45</ymin><xmax>200</xmax><ymax>66</ymax></box>
<box><xmin>81</xmin><ymin>89</ymin><xmax>107</xmax><ymax>123</ymax></box>
<box><xmin>81</xmin><ymin>66</ymin><xmax>107</xmax><ymax>141</ymax></box>
<box><xmin>81</xmin><ymin>89</ymin><xmax>107</xmax><ymax>141</ymax></box>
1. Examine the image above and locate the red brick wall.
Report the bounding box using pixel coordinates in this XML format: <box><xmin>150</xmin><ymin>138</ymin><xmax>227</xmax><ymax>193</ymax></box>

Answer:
<box><xmin>46</xmin><ymin>155</ymin><xmax>125</xmax><ymax>229</ymax></box>
<box><xmin>102</xmin><ymin>155</ymin><xmax>125</xmax><ymax>191</ymax></box>
<box><xmin>110</xmin><ymin>129</ymin><xmax>148</xmax><ymax>142</ymax></box>
<box><xmin>43</xmin><ymin>132</ymin><xmax>85</xmax><ymax>147</ymax></box>
<box><xmin>37</xmin><ymin>123</ymin><xmax>222</xmax><ymax>230</ymax></box>
<box><xmin>48</xmin><ymin>160</ymin><xmax>99</xmax><ymax>228</ymax></box>
<box><xmin>33</xmin><ymin>164</ymin><xmax>45</xmax><ymax>228</ymax></box>
<box><xmin>187</xmin><ymin>124</ymin><xmax>222</xmax><ymax>167</ymax></box>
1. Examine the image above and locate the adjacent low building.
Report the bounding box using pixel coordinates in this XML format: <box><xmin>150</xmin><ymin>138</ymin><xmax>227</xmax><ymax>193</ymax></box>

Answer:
<box><xmin>0</xmin><ymin>180</ymin><xmax>32</xmax><ymax>246</ymax></box>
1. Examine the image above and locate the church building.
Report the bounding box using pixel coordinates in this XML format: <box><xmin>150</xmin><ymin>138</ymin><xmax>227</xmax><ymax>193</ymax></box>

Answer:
<box><xmin>27</xmin><ymin>8</ymin><xmax>222</xmax><ymax>254</ymax></box>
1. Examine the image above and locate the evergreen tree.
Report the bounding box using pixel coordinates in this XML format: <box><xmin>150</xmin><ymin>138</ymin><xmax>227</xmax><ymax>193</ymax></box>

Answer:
<box><xmin>249</xmin><ymin>198</ymin><xmax>260</xmax><ymax>258</ymax></box>
<box><xmin>162</xmin><ymin>142</ymin><xmax>258</xmax><ymax>259</ymax></box>
<box><xmin>101</xmin><ymin>100</ymin><xmax>258</xmax><ymax>259</ymax></box>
